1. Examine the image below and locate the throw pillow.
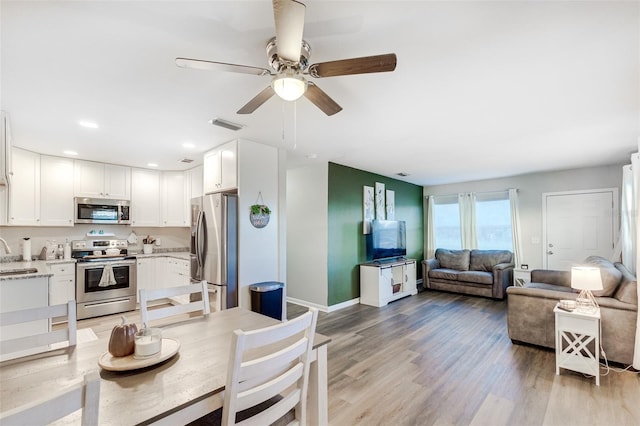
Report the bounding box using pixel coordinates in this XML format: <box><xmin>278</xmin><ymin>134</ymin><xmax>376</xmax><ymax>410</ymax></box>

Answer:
<box><xmin>435</xmin><ymin>249</ymin><xmax>470</xmax><ymax>271</ymax></box>
<box><xmin>583</xmin><ymin>256</ymin><xmax>622</xmax><ymax>297</ymax></box>
<box><xmin>470</xmin><ymin>250</ymin><xmax>513</xmax><ymax>272</ymax></box>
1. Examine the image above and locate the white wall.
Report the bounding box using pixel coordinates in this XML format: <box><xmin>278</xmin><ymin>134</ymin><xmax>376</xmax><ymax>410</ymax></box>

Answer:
<box><xmin>423</xmin><ymin>163</ymin><xmax>625</xmax><ymax>269</ymax></box>
<box><xmin>236</xmin><ymin>139</ymin><xmax>280</xmax><ymax>310</ymax></box>
<box><xmin>286</xmin><ymin>162</ymin><xmax>328</xmax><ymax>308</ymax></box>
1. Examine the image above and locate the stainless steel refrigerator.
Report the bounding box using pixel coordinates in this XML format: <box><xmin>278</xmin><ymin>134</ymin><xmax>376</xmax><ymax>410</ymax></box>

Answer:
<box><xmin>190</xmin><ymin>193</ymin><xmax>238</xmax><ymax>310</ymax></box>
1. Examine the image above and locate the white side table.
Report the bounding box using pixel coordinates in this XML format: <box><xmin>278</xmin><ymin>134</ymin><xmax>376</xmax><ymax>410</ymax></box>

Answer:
<box><xmin>513</xmin><ymin>268</ymin><xmax>531</xmax><ymax>287</ymax></box>
<box><xmin>554</xmin><ymin>306</ymin><xmax>600</xmax><ymax>385</ymax></box>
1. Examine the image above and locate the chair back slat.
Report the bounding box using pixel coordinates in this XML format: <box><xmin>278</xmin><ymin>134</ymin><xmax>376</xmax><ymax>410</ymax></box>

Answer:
<box><xmin>0</xmin><ymin>301</ymin><xmax>77</xmax><ymax>356</ymax></box>
<box><xmin>139</xmin><ymin>281</ymin><xmax>210</xmax><ymax>326</ymax></box>
<box><xmin>222</xmin><ymin>308</ymin><xmax>318</xmax><ymax>426</ymax></box>
<box><xmin>0</xmin><ymin>371</ymin><xmax>100</xmax><ymax>426</ymax></box>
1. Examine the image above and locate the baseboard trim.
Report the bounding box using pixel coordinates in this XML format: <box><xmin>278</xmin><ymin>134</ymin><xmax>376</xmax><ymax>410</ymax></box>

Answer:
<box><xmin>286</xmin><ymin>297</ymin><xmax>360</xmax><ymax>313</ymax></box>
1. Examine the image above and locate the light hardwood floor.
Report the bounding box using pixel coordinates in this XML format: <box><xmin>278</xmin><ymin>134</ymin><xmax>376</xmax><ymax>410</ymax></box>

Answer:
<box><xmin>77</xmin><ymin>290</ymin><xmax>640</xmax><ymax>426</ymax></box>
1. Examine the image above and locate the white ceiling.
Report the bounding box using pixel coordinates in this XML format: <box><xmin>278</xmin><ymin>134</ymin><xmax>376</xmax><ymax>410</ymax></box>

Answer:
<box><xmin>1</xmin><ymin>1</ymin><xmax>638</xmax><ymax>186</ymax></box>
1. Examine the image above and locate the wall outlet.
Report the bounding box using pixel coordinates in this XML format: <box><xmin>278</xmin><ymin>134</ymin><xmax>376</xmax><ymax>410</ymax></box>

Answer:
<box><xmin>531</xmin><ymin>236</ymin><xmax>540</xmax><ymax>244</ymax></box>
<box><xmin>154</xmin><ymin>238</ymin><xmax>161</xmax><ymax>246</ymax></box>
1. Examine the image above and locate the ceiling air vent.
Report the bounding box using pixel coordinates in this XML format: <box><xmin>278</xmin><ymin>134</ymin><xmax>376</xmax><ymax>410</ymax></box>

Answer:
<box><xmin>396</xmin><ymin>172</ymin><xmax>410</xmax><ymax>177</ymax></box>
<box><xmin>180</xmin><ymin>158</ymin><xmax>194</xmax><ymax>164</ymax></box>
<box><xmin>209</xmin><ymin>118</ymin><xmax>244</xmax><ymax>131</ymax></box>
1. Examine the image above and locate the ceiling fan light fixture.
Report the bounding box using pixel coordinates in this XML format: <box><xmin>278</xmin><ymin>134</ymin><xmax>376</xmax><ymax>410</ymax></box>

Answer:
<box><xmin>271</xmin><ymin>73</ymin><xmax>307</xmax><ymax>101</ymax></box>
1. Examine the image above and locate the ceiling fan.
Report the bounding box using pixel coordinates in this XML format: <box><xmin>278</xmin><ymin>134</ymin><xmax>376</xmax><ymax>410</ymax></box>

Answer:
<box><xmin>175</xmin><ymin>0</ymin><xmax>397</xmax><ymax>116</ymax></box>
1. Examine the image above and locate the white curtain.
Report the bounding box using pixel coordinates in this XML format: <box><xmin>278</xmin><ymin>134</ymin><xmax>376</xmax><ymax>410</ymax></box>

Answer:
<box><xmin>425</xmin><ymin>196</ymin><xmax>436</xmax><ymax>259</ymax></box>
<box><xmin>619</xmin><ymin>155</ymin><xmax>639</xmax><ymax>275</ymax></box>
<box><xmin>633</xmin><ymin>151</ymin><xmax>640</xmax><ymax>369</ymax></box>
<box><xmin>509</xmin><ymin>189</ymin><xmax>524</xmax><ymax>268</ymax></box>
<box><xmin>458</xmin><ymin>192</ymin><xmax>477</xmax><ymax>249</ymax></box>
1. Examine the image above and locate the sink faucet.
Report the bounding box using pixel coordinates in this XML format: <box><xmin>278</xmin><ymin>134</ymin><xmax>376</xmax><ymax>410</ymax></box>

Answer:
<box><xmin>0</xmin><ymin>237</ymin><xmax>11</xmax><ymax>254</ymax></box>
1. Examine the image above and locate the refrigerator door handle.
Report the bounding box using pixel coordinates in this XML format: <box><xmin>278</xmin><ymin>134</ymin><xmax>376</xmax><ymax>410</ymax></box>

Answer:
<box><xmin>196</xmin><ymin>210</ymin><xmax>206</xmax><ymax>270</ymax></box>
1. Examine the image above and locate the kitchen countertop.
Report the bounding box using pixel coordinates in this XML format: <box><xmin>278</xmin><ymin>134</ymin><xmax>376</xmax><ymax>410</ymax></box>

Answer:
<box><xmin>132</xmin><ymin>251</ymin><xmax>190</xmax><ymax>260</ymax></box>
<box><xmin>0</xmin><ymin>260</ymin><xmax>54</xmax><ymax>280</ymax></box>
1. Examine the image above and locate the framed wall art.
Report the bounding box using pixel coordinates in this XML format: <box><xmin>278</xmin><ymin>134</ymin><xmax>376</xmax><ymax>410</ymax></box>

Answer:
<box><xmin>363</xmin><ymin>186</ymin><xmax>375</xmax><ymax>234</ymax></box>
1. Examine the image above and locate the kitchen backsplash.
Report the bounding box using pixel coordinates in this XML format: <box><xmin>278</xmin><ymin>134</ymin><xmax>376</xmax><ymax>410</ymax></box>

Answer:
<box><xmin>0</xmin><ymin>225</ymin><xmax>190</xmax><ymax>261</ymax></box>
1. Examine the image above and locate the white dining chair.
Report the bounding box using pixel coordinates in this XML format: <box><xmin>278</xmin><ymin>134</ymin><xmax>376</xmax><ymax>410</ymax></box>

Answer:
<box><xmin>222</xmin><ymin>307</ymin><xmax>318</xmax><ymax>426</ymax></box>
<box><xmin>0</xmin><ymin>370</ymin><xmax>100</xmax><ymax>426</ymax></box>
<box><xmin>139</xmin><ymin>280</ymin><xmax>210</xmax><ymax>326</ymax></box>
<box><xmin>0</xmin><ymin>300</ymin><xmax>77</xmax><ymax>357</ymax></box>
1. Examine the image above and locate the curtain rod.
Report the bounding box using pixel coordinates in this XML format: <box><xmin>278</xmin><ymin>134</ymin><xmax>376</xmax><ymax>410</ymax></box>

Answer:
<box><xmin>425</xmin><ymin>188</ymin><xmax>517</xmax><ymax>198</ymax></box>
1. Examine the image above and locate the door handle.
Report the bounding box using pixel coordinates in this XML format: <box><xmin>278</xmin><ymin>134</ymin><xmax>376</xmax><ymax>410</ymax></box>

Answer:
<box><xmin>547</xmin><ymin>251</ymin><xmax>554</xmax><ymax>255</ymax></box>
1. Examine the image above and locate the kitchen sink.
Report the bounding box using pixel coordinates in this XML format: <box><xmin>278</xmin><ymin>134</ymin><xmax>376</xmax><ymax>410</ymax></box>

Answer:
<box><xmin>0</xmin><ymin>268</ymin><xmax>38</xmax><ymax>276</ymax></box>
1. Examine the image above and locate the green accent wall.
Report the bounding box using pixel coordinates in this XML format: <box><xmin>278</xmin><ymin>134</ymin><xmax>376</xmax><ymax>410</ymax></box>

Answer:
<box><xmin>327</xmin><ymin>162</ymin><xmax>424</xmax><ymax>306</ymax></box>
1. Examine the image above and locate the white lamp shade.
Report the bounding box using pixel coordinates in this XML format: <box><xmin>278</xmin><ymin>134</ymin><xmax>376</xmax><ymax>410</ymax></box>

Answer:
<box><xmin>571</xmin><ymin>266</ymin><xmax>603</xmax><ymax>291</ymax></box>
<box><xmin>271</xmin><ymin>74</ymin><xmax>307</xmax><ymax>101</ymax></box>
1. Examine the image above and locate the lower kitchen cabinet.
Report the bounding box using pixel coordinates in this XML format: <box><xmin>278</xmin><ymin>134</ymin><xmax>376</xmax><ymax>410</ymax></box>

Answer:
<box><xmin>49</xmin><ymin>262</ymin><xmax>76</xmax><ymax>323</ymax></box>
<box><xmin>0</xmin><ymin>276</ymin><xmax>49</xmax><ymax>361</ymax></box>
<box><xmin>136</xmin><ymin>256</ymin><xmax>190</xmax><ymax>303</ymax></box>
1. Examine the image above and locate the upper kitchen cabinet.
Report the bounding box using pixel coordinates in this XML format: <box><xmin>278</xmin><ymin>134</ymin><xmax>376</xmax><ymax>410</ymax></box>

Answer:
<box><xmin>187</xmin><ymin>165</ymin><xmax>203</xmax><ymax>199</ymax></box>
<box><xmin>162</xmin><ymin>171</ymin><xmax>188</xmax><ymax>227</ymax></box>
<box><xmin>8</xmin><ymin>150</ymin><xmax>73</xmax><ymax>227</ymax></box>
<box><xmin>130</xmin><ymin>168</ymin><xmax>161</xmax><ymax>227</ymax></box>
<box><xmin>40</xmin><ymin>155</ymin><xmax>74</xmax><ymax>226</ymax></box>
<box><xmin>8</xmin><ymin>148</ymin><xmax>40</xmax><ymax>226</ymax></box>
<box><xmin>203</xmin><ymin>140</ymin><xmax>237</xmax><ymax>194</ymax></box>
<box><xmin>74</xmin><ymin>160</ymin><xmax>131</xmax><ymax>200</ymax></box>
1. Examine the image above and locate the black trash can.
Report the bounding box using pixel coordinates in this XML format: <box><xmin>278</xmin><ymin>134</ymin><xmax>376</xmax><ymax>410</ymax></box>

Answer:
<box><xmin>249</xmin><ymin>281</ymin><xmax>284</xmax><ymax>320</ymax></box>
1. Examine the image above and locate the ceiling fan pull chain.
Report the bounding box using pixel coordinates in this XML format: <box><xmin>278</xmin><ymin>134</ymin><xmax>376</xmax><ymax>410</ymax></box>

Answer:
<box><xmin>293</xmin><ymin>101</ymin><xmax>297</xmax><ymax>150</ymax></box>
<box><xmin>281</xmin><ymin>101</ymin><xmax>286</xmax><ymax>146</ymax></box>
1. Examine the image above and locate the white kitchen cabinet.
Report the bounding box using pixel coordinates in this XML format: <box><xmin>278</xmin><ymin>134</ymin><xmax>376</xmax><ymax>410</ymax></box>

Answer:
<box><xmin>8</xmin><ymin>148</ymin><xmax>40</xmax><ymax>226</ymax></box>
<box><xmin>188</xmin><ymin>165</ymin><xmax>203</xmax><ymax>199</ymax></box>
<box><xmin>203</xmin><ymin>140</ymin><xmax>237</xmax><ymax>194</ymax></box>
<box><xmin>0</xmin><ymin>276</ymin><xmax>50</xmax><ymax>361</ymax></box>
<box><xmin>131</xmin><ymin>168</ymin><xmax>162</xmax><ymax>227</ymax></box>
<box><xmin>40</xmin><ymin>155</ymin><xmax>74</xmax><ymax>226</ymax></box>
<box><xmin>49</xmin><ymin>262</ymin><xmax>76</xmax><ymax>323</ymax></box>
<box><xmin>74</xmin><ymin>160</ymin><xmax>131</xmax><ymax>200</ymax></box>
<box><xmin>359</xmin><ymin>259</ymin><xmax>417</xmax><ymax>307</ymax></box>
<box><xmin>162</xmin><ymin>171</ymin><xmax>189</xmax><ymax>227</ymax></box>
<box><xmin>166</xmin><ymin>257</ymin><xmax>190</xmax><ymax>286</ymax></box>
<box><xmin>136</xmin><ymin>257</ymin><xmax>155</xmax><ymax>303</ymax></box>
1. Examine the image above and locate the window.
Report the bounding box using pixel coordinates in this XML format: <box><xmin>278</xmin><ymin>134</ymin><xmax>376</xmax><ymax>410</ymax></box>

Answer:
<box><xmin>430</xmin><ymin>191</ymin><xmax>514</xmax><ymax>251</ymax></box>
<box><xmin>433</xmin><ymin>196</ymin><xmax>461</xmax><ymax>249</ymax></box>
<box><xmin>475</xmin><ymin>193</ymin><xmax>513</xmax><ymax>251</ymax></box>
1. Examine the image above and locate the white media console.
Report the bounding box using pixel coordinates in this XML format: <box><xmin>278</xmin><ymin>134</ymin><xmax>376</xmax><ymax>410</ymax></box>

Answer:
<box><xmin>360</xmin><ymin>258</ymin><xmax>417</xmax><ymax>307</ymax></box>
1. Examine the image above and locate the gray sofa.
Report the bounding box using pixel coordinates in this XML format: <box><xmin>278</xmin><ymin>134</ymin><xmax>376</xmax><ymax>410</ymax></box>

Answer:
<box><xmin>422</xmin><ymin>249</ymin><xmax>514</xmax><ymax>299</ymax></box>
<box><xmin>507</xmin><ymin>256</ymin><xmax>638</xmax><ymax>365</ymax></box>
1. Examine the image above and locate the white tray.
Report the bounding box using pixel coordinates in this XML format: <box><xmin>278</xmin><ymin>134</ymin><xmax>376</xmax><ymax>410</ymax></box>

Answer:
<box><xmin>98</xmin><ymin>338</ymin><xmax>180</xmax><ymax>371</ymax></box>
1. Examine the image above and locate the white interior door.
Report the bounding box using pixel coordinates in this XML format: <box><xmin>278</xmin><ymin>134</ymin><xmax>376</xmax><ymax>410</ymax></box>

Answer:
<box><xmin>543</xmin><ymin>189</ymin><xmax>617</xmax><ymax>270</ymax></box>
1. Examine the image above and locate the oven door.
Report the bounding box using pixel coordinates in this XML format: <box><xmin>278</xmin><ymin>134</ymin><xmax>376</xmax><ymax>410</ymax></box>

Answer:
<box><xmin>76</xmin><ymin>260</ymin><xmax>136</xmax><ymax>303</ymax></box>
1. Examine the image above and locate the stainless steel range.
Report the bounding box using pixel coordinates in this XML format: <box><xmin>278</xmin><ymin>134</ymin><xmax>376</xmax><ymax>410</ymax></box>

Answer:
<box><xmin>72</xmin><ymin>239</ymin><xmax>137</xmax><ymax>320</ymax></box>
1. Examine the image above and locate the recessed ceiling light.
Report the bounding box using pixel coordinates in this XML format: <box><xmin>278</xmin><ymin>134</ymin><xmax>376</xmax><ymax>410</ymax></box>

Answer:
<box><xmin>63</xmin><ymin>150</ymin><xmax>78</xmax><ymax>156</ymax></box>
<box><xmin>182</xmin><ymin>142</ymin><xmax>195</xmax><ymax>149</ymax></box>
<box><xmin>78</xmin><ymin>120</ymin><xmax>99</xmax><ymax>129</ymax></box>
<box><xmin>306</xmin><ymin>154</ymin><xmax>318</xmax><ymax>159</ymax></box>
<box><xmin>147</xmin><ymin>163</ymin><xmax>158</xmax><ymax>168</ymax></box>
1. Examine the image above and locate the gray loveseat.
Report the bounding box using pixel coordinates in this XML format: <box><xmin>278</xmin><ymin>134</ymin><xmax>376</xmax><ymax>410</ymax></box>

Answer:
<box><xmin>422</xmin><ymin>249</ymin><xmax>514</xmax><ymax>299</ymax></box>
<box><xmin>507</xmin><ymin>256</ymin><xmax>638</xmax><ymax>365</ymax></box>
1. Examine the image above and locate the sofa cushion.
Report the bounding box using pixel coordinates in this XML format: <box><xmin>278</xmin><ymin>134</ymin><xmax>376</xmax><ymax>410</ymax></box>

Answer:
<box><xmin>435</xmin><ymin>249</ymin><xmax>470</xmax><ymax>271</ymax></box>
<box><xmin>614</xmin><ymin>263</ymin><xmax>638</xmax><ymax>305</ymax></box>
<box><xmin>469</xmin><ymin>250</ymin><xmax>513</xmax><ymax>272</ymax></box>
<box><xmin>583</xmin><ymin>256</ymin><xmax>622</xmax><ymax>297</ymax></box>
<box><xmin>457</xmin><ymin>270</ymin><xmax>493</xmax><ymax>285</ymax></box>
<box><xmin>429</xmin><ymin>269</ymin><xmax>461</xmax><ymax>281</ymax></box>
<box><xmin>527</xmin><ymin>282</ymin><xmax>574</xmax><ymax>293</ymax></box>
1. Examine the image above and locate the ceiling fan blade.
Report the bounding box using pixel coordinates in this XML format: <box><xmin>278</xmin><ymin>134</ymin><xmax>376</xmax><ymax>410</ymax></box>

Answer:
<box><xmin>273</xmin><ymin>0</ymin><xmax>306</xmax><ymax>63</ymax></box>
<box><xmin>308</xmin><ymin>53</ymin><xmax>397</xmax><ymax>78</ymax></box>
<box><xmin>237</xmin><ymin>86</ymin><xmax>276</xmax><ymax>114</ymax></box>
<box><xmin>176</xmin><ymin>58</ymin><xmax>271</xmax><ymax>76</ymax></box>
<box><xmin>304</xmin><ymin>82</ymin><xmax>342</xmax><ymax>116</ymax></box>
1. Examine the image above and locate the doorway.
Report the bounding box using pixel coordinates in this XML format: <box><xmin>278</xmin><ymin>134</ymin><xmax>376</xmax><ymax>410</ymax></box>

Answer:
<box><xmin>542</xmin><ymin>188</ymin><xmax>618</xmax><ymax>270</ymax></box>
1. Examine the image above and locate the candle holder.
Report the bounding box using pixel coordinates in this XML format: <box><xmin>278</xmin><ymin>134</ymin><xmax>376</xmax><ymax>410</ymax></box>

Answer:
<box><xmin>134</xmin><ymin>328</ymin><xmax>162</xmax><ymax>358</ymax></box>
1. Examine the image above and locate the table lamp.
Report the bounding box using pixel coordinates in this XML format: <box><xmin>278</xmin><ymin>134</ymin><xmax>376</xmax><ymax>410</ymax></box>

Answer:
<box><xmin>571</xmin><ymin>266</ymin><xmax>603</xmax><ymax>313</ymax></box>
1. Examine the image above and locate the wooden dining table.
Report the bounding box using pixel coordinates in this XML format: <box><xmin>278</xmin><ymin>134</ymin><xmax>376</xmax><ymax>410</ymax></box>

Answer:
<box><xmin>0</xmin><ymin>308</ymin><xmax>330</xmax><ymax>425</ymax></box>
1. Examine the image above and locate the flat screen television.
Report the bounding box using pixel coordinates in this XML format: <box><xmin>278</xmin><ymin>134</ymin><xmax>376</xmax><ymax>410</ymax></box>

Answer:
<box><xmin>368</xmin><ymin>220</ymin><xmax>407</xmax><ymax>260</ymax></box>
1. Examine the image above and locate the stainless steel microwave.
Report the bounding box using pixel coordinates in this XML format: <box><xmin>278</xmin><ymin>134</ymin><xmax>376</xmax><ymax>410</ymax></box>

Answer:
<box><xmin>74</xmin><ymin>197</ymin><xmax>131</xmax><ymax>225</ymax></box>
